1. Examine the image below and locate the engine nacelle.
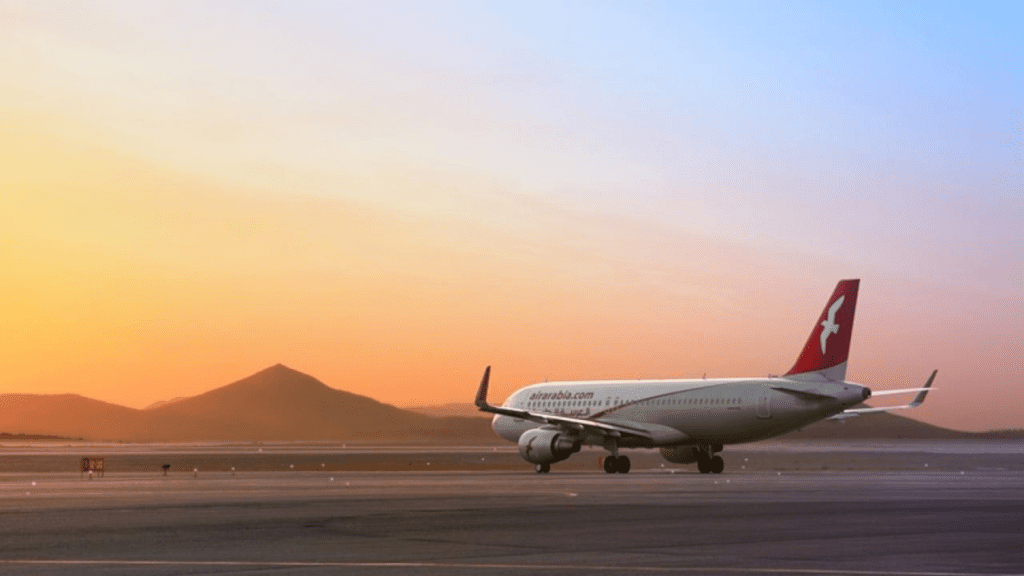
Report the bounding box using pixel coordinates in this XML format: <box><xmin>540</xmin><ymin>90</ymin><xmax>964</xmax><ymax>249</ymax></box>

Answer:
<box><xmin>517</xmin><ymin>428</ymin><xmax>581</xmax><ymax>465</ymax></box>
<box><xmin>660</xmin><ymin>446</ymin><xmax>699</xmax><ymax>464</ymax></box>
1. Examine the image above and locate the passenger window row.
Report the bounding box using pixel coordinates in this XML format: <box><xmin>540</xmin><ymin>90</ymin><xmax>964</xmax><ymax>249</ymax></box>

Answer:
<box><xmin>524</xmin><ymin>397</ymin><xmax>742</xmax><ymax>410</ymax></box>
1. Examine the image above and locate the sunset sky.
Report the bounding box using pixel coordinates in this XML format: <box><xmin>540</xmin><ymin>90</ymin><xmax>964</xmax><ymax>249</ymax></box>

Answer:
<box><xmin>1</xmin><ymin>1</ymin><xmax>1021</xmax><ymax>431</ymax></box>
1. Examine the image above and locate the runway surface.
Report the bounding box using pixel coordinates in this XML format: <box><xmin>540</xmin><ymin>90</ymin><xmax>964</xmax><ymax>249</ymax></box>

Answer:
<box><xmin>1</xmin><ymin>460</ymin><xmax>1023</xmax><ymax>575</ymax></box>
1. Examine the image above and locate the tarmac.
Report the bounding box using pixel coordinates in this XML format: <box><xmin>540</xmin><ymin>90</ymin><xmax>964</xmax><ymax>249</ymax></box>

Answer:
<box><xmin>1</xmin><ymin>444</ymin><xmax>1022</xmax><ymax>575</ymax></box>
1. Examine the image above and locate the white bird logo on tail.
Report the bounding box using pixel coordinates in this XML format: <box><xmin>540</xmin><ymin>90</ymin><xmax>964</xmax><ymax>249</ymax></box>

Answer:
<box><xmin>819</xmin><ymin>295</ymin><xmax>845</xmax><ymax>354</ymax></box>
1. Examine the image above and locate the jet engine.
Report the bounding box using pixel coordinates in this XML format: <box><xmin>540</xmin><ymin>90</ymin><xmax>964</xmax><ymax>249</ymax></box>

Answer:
<box><xmin>660</xmin><ymin>446</ymin><xmax>699</xmax><ymax>464</ymax></box>
<box><xmin>517</xmin><ymin>428</ymin><xmax>581</xmax><ymax>464</ymax></box>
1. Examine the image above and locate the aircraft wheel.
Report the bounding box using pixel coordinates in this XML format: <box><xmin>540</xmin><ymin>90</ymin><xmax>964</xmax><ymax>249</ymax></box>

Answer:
<box><xmin>536</xmin><ymin>463</ymin><xmax>551</xmax><ymax>474</ymax></box>
<box><xmin>617</xmin><ymin>455</ymin><xmax>631</xmax><ymax>474</ymax></box>
<box><xmin>710</xmin><ymin>455</ymin><xmax>724</xmax><ymax>474</ymax></box>
<box><xmin>697</xmin><ymin>456</ymin><xmax>711</xmax><ymax>474</ymax></box>
<box><xmin>603</xmin><ymin>456</ymin><xmax>618</xmax><ymax>473</ymax></box>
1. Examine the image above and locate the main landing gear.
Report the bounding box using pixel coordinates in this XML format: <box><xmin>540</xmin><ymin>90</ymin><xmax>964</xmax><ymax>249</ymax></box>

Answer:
<box><xmin>535</xmin><ymin>463</ymin><xmax>551</xmax><ymax>474</ymax></box>
<box><xmin>696</xmin><ymin>446</ymin><xmax>725</xmax><ymax>474</ymax></box>
<box><xmin>603</xmin><ymin>455</ymin><xmax>631</xmax><ymax>473</ymax></box>
<box><xmin>602</xmin><ymin>437</ymin><xmax>631</xmax><ymax>474</ymax></box>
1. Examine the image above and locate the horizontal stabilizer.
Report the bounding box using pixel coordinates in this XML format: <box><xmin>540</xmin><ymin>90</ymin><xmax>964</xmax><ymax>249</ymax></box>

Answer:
<box><xmin>868</xmin><ymin>387</ymin><xmax>936</xmax><ymax>397</ymax></box>
<box><xmin>831</xmin><ymin>370</ymin><xmax>937</xmax><ymax>419</ymax></box>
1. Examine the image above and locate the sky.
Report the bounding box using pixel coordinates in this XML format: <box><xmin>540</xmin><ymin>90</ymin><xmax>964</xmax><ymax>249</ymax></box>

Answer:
<box><xmin>0</xmin><ymin>1</ymin><xmax>1021</xmax><ymax>431</ymax></box>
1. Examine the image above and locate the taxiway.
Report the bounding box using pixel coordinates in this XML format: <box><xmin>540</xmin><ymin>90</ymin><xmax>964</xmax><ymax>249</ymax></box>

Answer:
<box><xmin>1</xmin><ymin>464</ymin><xmax>1022</xmax><ymax>575</ymax></box>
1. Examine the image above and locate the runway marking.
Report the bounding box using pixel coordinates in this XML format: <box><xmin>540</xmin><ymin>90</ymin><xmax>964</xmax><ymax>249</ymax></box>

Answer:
<box><xmin>2</xmin><ymin>560</ymin><xmax>1019</xmax><ymax>576</ymax></box>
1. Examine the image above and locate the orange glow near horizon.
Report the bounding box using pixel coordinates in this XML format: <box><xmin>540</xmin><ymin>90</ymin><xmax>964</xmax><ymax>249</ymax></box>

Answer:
<box><xmin>1</xmin><ymin>111</ymin><xmax>700</xmax><ymax>403</ymax></box>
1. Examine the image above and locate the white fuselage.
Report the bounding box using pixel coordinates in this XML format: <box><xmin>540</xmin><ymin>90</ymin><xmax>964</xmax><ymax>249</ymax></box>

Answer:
<box><xmin>491</xmin><ymin>377</ymin><xmax>868</xmax><ymax>448</ymax></box>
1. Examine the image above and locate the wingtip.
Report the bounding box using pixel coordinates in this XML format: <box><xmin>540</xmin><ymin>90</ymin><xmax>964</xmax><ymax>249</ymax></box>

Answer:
<box><xmin>910</xmin><ymin>370</ymin><xmax>937</xmax><ymax>407</ymax></box>
<box><xmin>474</xmin><ymin>366</ymin><xmax>491</xmax><ymax>409</ymax></box>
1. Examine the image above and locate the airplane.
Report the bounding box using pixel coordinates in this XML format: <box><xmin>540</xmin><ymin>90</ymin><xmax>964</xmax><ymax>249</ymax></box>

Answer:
<box><xmin>474</xmin><ymin>279</ymin><xmax>936</xmax><ymax>474</ymax></box>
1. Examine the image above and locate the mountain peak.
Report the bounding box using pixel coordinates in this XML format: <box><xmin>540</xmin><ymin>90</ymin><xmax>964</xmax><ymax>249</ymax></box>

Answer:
<box><xmin>259</xmin><ymin>363</ymin><xmax>299</xmax><ymax>375</ymax></box>
<box><xmin>233</xmin><ymin>364</ymin><xmax>331</xmax><ymax>392</ymax></box>
<box><xmin>241</xmin><ymin>364</ymin><xmax>324</xmax><ymax>384</ymax></box>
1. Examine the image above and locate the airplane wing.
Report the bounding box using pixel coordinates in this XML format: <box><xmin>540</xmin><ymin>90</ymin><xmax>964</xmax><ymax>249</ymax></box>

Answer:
<box><xmin>474</xmin><ymin>366</ymin><xmax>658</xmax><ymax>442</ymax></box>
<box><xmin>829</xmin><ymin>370</ymin><xmax>937</xmax><ymax>420</ymax></box>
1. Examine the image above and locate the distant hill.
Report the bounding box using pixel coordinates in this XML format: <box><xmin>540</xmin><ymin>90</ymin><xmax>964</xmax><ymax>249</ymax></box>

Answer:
<box><xmin>409</xmin><ymin>403</ymin><xmax>1024</xmax><ymax>441</ymax></box>
<box><xmin>406</xmin><ymin>402</ymin><xmax>489</xmax><ymax>419</ymax></box>
<box><xmin>0</xmin><ymin>393</ymin><xmax>145</xmax><ymax>440</ymax></box>
<box><xmin>0</xmin><ymin>365</ymin><xmax>493</xmax><ymax>443</ymax></box>
<box><xmin>1</xmin><ymin>367</ymin><xmax>1018</xmax><ymax>442</ymax></box>
<box><xmin>143</xmin><ymin>397</ymin><xmax>190</xmax><ymax>410</ymax></box>
<box><xmin>784</xmin><ymin>410</ymin><xmax>1024</xmax><ymax>440</ymax></box>
<box><xmin>0</xmin><ymin>432</ymin><xmax>82</xmax><ymax>441</ymax></box>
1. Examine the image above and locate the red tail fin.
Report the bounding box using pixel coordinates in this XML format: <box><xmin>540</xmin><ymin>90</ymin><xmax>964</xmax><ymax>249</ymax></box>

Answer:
<box><xmin>784</xmin><ymin>279</ymin><xmax>859</xmax><ymax>381</ymax></box>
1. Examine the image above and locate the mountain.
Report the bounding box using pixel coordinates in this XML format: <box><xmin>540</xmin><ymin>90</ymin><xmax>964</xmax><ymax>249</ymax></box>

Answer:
<box><xmin>143</xmin><ymin>364</ymin><xmax>488</xmax><ymax>442</ymax></box>
<box><xmin>0</xmin><ymin>393</ymin><xmax>145</xmax><ymax>440</ymax></box>
<box><xmin>143</xmin><ymin>397</ymin><xmax>189</xmax><ymax>410</ymax></box>
<box><xmin>0</xmin><ymin>365</ymin><xmax>493</xmax><ymax>443</ymax></box>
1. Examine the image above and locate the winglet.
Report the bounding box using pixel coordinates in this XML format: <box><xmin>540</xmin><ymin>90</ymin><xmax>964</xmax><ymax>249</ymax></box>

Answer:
<box><xmin>910</xmin><ymin>370</ymin><xmax>937</xmax><ymax>407</ymax></box>
<box><xmin>475</xmin><ymin>366</ymin><xmax>492</xmax><ymax>410</ymax></box>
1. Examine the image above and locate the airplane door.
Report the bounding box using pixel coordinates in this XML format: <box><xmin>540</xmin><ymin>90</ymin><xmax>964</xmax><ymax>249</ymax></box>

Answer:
<box><xmin>756</xmin><ymin>393</ymin><xmax>771</xmax><ymax>419</ymax></box>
